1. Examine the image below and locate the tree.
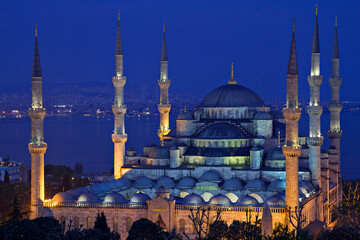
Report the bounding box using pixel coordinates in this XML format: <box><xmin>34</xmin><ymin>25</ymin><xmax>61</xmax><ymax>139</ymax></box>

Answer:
<box><xmin>285</xmin><ymin>205</ymin><xmax>308</xmax><ymax>238</ymax></box>
<box><xmin>205</xmin><ymin>220</ymin><xmax>228</xmax><ymax>240</ymax></box>
<box><xmin>62</xmin><ymin>174</ymin><xmax>72</xmax><ymax>192</ymax></box>
<box><xmin>227</xmin><ymin>219</ymin><xmax>262</xmax><ymax>240</ymax></box>
<box><xmin>127</xmin><ymin>218</ymin><xmax>163</xmax><ymax>240</ymax></box>
<box><xmin>74</xmin><ymin>163</ymin><xmax>84</xmax><ymax>177</ymax></box>
<box><xmin>7</xmin><ymin>196</ymin><xmax>22</xmax><ymax>223</ymax></box>
<box><xmin>316</xmin><ymin>225</ymin><xmax>360</xmax><ymax>240</ymax></box>
<box><xmin>94</xmin><ymin>212</ymin><xmax>110</xmax><ymax>233</ymax></box>
<box><xmin>66</xmin><ymin>228</ymin><xmax>120</xmax><ymax>240</ymax></box>
<box><xmin>3</xmin><ymin>171</ymin><xmax>10</xmax><ymax>184</ymax></box>
<box><xmin>332</xmin><ymin>180</ymin><xmax>360</xmax><ymax>232</ymax></box>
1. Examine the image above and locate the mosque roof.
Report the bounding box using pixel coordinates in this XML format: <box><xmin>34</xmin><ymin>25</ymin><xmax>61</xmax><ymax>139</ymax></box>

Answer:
<box><xmin>198</xmin><ymin>170</ymin><xmax>223</xmax><ymax>183</ymax></box>
<box><xmin>130</xmin><ymin>192</ymin><xmax>151</xmax><ymax>204</ymax></box>
<box><xmin>265</xmin><ymin>195</ymin><xmax>286</xmax><ymax>207</ymax></box>
<box><xmin>265</xmin><ymin>147</ymin><xmax>286</xmax><ymax>161</ymax></box>
<box><xmin>199</xmin><ymin>84</ymin><xmax>264</xmax><ymax>107</ymax></box>
<box><xmin>222</xmin><ymin>178</ymin><xmax>243</xmax><ymax>190</ymax></box>
<box><xmin>181</xmin><ymin>193</ymin><xmax>205</xmax><ymax>205</ymax></box>
<box><xmin>114</xmin><ymin>178</ymin><xmax>131</xmax><ymax>189</ymax></box>
<box><xmin>155</xmin><ymin>176</ymin><xmax>175</xmax><ymax>188</ymax></box>
<box><xmin>209</xmin><ymin>194</ymin><xmax>232</xmax><ymax>206</ymax></box>
<box><xmin>155</xmin><ymin>186</ymin><xmax>170</xmax><ymax>195</ymax></box>
<box><xmin>103</xmin><ymin>192</ymin><xmax>127</xmax><ymax>203</ymax></box>
<box><xmin>184</xmin><ymin>147</ymin><xmax>251</xmax><ymax>157</ymax></box>
<box><xmin>254</xmin><ymin>111</ymin><xmax>272</xmax><ymax>120</ymax></box>
<box><xmin>271</xmin><ymin>110</ymin><xmax>284</xmax><ymax>120</ymax></box>
<box><xmin>177</xmin><ymin>111</ymin><xmax>193</xmax><ymax>120</ymax></box>
<box><xmin>148</xmin><ymin>146</ymin><xmax>170</xmax><ymax>159</ymax></box>
<box><xmin>236</xmin><ymin>195</ymin><xmax>259</xmax><ymax>206</ymax></box>
<box><xmin>134</xmin><ymin>176</ymin><xmax>154</xmax><ymax>188</ymax></box>
<box><xmin>52</xmin><ymin>192</ymin><xmax>74</xmax><ymax>203</ymax></box>
<box><xmin>197</xmin><ymin>123</ymin><xmax>247</xmax><ymax>139</ymax></box>
<box><xmin>245</xmin><ymin>179</ymin><xmax>267</xmax><ymax>190</ymax></box>
<box><xmin>100</xmin><ymin>181</ymin><xmax>117</xmax><ymax>192</ymax></box>
<box><xmin>77</xmin><ymin>192</ymin><xmax>100</xmax><ymax>203</ymax></box>
<box><xmin>176</xmin><ymin>177</ymin><xmax>196</xmax><ymax>189</ymax></box>
<box><xmin>268</xmin><ymin>179</ymin><xmax>286</xmax><ymax>191</ymax></box>
<box><xmin>66</xmin><ymin>187</ymin><xmax>87</xmax><ymax>198</ymax></box>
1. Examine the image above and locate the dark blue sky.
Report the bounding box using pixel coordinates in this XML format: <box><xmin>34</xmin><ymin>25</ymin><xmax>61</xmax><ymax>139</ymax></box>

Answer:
<box><xmin>1</xmin><ymin>0</ymin><xmax>359</xmax><ymax>103</ymax></box>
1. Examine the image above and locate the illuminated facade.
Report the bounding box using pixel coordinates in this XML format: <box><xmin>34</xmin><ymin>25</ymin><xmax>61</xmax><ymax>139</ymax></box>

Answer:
<box><xmin>40</xmin><ymin>11</ymin><xmax>343</xmax><ymax>239</ymax></box>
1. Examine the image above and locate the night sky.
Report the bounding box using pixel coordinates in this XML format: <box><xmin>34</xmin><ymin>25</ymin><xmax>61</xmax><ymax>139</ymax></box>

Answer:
<box><xmin>1</xmin><ymin>0</ymin><xmax>359</xmax><ymax>103</ymax></box>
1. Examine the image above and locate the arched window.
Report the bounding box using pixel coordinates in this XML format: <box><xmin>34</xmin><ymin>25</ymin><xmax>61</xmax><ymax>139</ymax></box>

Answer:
<box><xmin>113</xmin><ymin>218</ymin><xmax>118</xmax><ymax>232</ymax></box>
<box><xmin>126</xmin><ymin>217</ymin><xmax>133</xmax><ymax>232</ymax></box>
<box><xmin>73</xmin><ymin>217</ymin><xmax>79</xmax><ymax>229</ymax></box>
<box><xmin>215</xmin><ymin>142</ymin><xmax>218</xmax><ymax>148</ymax></box>
<box><xmin>221</xmin><ymin>141</ymin><xmax>225</xmax><ymax>147</ymax></box>
<box><xmin>236</xmin><ymin>110</ymin><xmax>239</xmax><ymax>118</ymax></box>
<box><xmin>179</xmin><ymin>219</ymin><xmax>186</xmax><ymax>233</ymax></box>
<box><xmin>87</xmin><ymin>217</ymin><xmax>92</xmax><ymax>229</ymax></box>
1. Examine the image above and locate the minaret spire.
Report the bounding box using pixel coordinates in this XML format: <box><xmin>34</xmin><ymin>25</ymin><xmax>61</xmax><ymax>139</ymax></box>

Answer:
<box><xmin>228</xmin><ymin>63</ymin><xmax>237</xmax><ymax>84</ymax></box>
<box><xmin>312</xmin><ymin>5</ymin><xmax>320</xmax><ymax>54</ymax></box>
<box><xmin>29</xmin><ymin>25</ymin><xmax>47</xmax><ymax>219</ymax></box>
<box><xmin>112</xmin><ymin>11</ymin><xmax>127</xmax><ymax>179</ymax></box>
<box><xmin>283</xmin><ymin>19</ymin><xmax>302</xmax><ymax>230</ymax></box>
<box><xmin>158</xmin><ymin>23</ymin><xmax>171</xmax><ymax>144</ymax></box>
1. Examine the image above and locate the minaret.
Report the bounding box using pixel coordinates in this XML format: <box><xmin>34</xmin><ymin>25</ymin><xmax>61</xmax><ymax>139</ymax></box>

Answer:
<box><xmin>29</xmin><ymin>25</ymin><xmax>47</xmax><ymax>219</ymax></box>
<box><xmin>282</xmin><ymin>19</ymin><xmax>301</xmax><ymax>228</ymax></box>
<box><xmin>307</xmin><ymin>6</ymin><xmax>324</xmax><ymax>188</ymax></box>
<box><xmin>327</xmin><ymin>17</ymin><xmax>342</xmax><ymax>160</ymax></box>
<box><xmin>157</xmin><ymin>24</ymin><xmax>171</xmax><ymax>145</ymax></box>
<box><xmin>112</xmin><ymin>11</ymin><xmax>127</xmax><ymax>179</ymax></box>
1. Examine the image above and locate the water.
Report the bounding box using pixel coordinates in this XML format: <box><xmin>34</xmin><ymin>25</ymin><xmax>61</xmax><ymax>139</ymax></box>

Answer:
<box><xmin>0</xmin><ymin>113</ymin><xmax>358</xmax><ymax>180</ymax></box>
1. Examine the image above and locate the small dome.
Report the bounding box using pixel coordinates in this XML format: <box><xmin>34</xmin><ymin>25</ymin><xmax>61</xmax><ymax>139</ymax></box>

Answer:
<box><xmin>299</xmin><ymin>181</ymin><xmax>315</xmax><ymax>193</ymax></box>
<box><xmin>176</xmin><ymin>177</ymin><xmax>196</xmax><ymax>189</ymax></box>
<box><xmin>148</xmin><ymin>146</ymin><xmax>170</xmax><ymax>159</ymax></box>
<box><xmin>222</xmin><ymin>178</ymin><xmax>243</xmax><ymax>190</ymax></box>
<box><xmin>197</xmin><ymin>123</ymin><xmax>247</xmax><ymax>139</ymax></box>
<box><xmin>199</xmin><ymin>84</ymin><xmax>264</xmax><ymax>107</ymax></box>
<box><xmin>198</xmin><ymin>170</ymin><xmax>223</xmax><ymax>183</ymax></box>
<box><xmin>268</xmin><ymin>180</ymin><xmax>286</xmax><ymax>191</ymax></box>
<box><xmin>182</xmin><ymin>193</ymin><xmax>205</xmax><ymax>205</ymax></box>
<box><xmin>155</xmin><ymin>177</ymin><xmax>175</xmax><ymax>188</ymax></box>
<box><xmin>114</xmin><ymin>178</ymin><xmax>131</xmax><ymax>189</ymax></box>
<box><xmin>130</xmin><ymin>192</ymin><xmax>151</xmax><ymax>204</ymax></box>
<box><xmin>254</xmin><ymin>111</ymin><xmax>272</xmax><ymax>120</ymax></box>
<box><xmin>154</xmin><ymin>186</ymin><xmax>170</xmax><ymax>199</ymax></box>
<box><xmin>52</xmin><ymin>192</ymin><xmax>74</xmax><ymax>203</ymax></box>
<box><xmin>78</xmin><ymin>192</ymin><xmax>100</xmax><ymax>203</ymax></box>
<box><xmin>66</xmin><ymin>187</ymin><xmax>87</xmax><ymax>198</ymax></box>
<box><xmin>265</xmin><ymin>195</ymin><xmax>285</xmax><ymax>207</ymax></box>
<box><xmin>126</xmin><ymin>147</ymin><xmax>136</xmax><ymax>157</ymax></box>
<box><xmin>134</xmin><ymin>176</ymin><xmax>153</xmax><ymax>188</ymax></box>
<box><xmin>271</xmin><ymin>110</ymin><xmax>284</xmax><ymax>120</ymax></box>
<box><xmin>177</xmin><ymin>111</ymin><xmax>193</xmax><ymax>120</ymax></box>
<box><xmin>103</xmin><ymin>192</ymin><xmax>126</xmax><ymax>203</ymax></box>
<box><xmin>209</xmin><ymin>194</ymin><xmax>232</xmax><ymax>206</ymax></box>
<box><xmin>245</xmin><ymin>179</ymin><xmax>267</xmax><ymax>190</ymax></box>
<box><xmin>236</xmin><ymin>195</ymin><xmax>259</xmax><ymax>206</ymax></box>
<box><xmin>265</xmin><ymin>147</ymin><xmax>285</xmax><ymax>160</ymax></box>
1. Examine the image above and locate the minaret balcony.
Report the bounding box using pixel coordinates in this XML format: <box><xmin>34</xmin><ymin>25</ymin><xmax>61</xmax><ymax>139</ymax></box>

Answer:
<box><xmin>307</xmin><ymin>105</ymin><xmax>323</xmax><ymax>116</ymax></box>
<box><xmin>329</xmin><ymin>77</ymin><xmax>342</xmax><ymax>87</ymax></box>
<box><xmin>112</xmin><ymin>105</ymin><xmax>127</xmax><ymax>115</ymax></box>
<box><xmin>28</xmin><ymin>108</ymin><xmax>46</xmax><ymax>119</ymax></box>
<box><xmin>282</xmin><ymin>108</ymin><xmax>302</xmax><ymax>121</ymax></box>
<box><xmin>158</xmin><ymin>80</ymin><xmax>171</xmax><ymax>88</ymax></box>
<box><xmin>327</xmin><ymin>130</ymin><xmax>343</xmax><ymax>139</ymax></box>
<box><xmin>31</xmin><ymin>76</ymin><xmax>42</xmax><ymax>83</ymax></box>
<box><xmin>306</xmin><ymin>136</ymin><xmax>324</xmax><ymax>146</ymax></box>
<box><xmin>112</xmin><ymin>133</ymin><xmax>127</xmax><ymax>143</ymax></box>
<box><xmin>28</xmin><ymin>142</ymin><xmax>47</xmax><ymax>154</ymax></box>
<box><xmin>307</xmin><ymin>75</ymin><xmax>323</xmax><ymax>87</ymax></box>
<box><xmin>112</xmin><ymin>76</ymin><xmax>126</xmax><ymax>87</ymax></box>
<box><xmin>328</xmin><ymin>103</ymin><xmax>342</xmax><ymax>112</ymax></box>
<box><xmin>282</xmin><ymin>145</ymin><xmax>301</xmax><ymax>158</ymax></box>
<box><xmin>158</xmin><ymin>104</ymin><xmax>171</xmax><ymax>113</ymax></box>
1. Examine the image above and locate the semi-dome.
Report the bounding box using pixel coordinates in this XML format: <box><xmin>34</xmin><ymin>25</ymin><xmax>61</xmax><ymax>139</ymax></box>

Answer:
<box><xmin>265</xmin><ymin>195</ymin><xmax>285</xmax><ymax>207</ymax></box>
<box><xmin>134</xmin><ymin>176</ymin><xmax>153</xmax><ymax>188</ymax></box>
<box><xmin>198</xmin><ymin>170</ymin><xmax>223</xmax><ymax>183</ymax></box>
<box><xmin>209</xmin><ymin>194</ymin><xmax>232</xmax><ymax>206</ymax></box>
<box><xmin>265</xmin><ymin>147</ymin><xmax>286</xmax><ymax>160</ymax></box>
<box><xmin>245</xmin><ymin>179</ymin><xmax>267</xmax><ymax>190</ymax></box>
<box><xmin>103</xmin><ymin>192</ymin><xmax>126</xmax><ymax>203</ymax></box>
<box><xmin>199</xmin><ymin>84</ymin><xmax>264</xmax><ymax>107</ymax></box>
<box><xmin>222</xmin><ymin>178</ymin><xmax>243</xmax><ymax>190</ymax></box>
<box><xmin>197</xmin><ymin>123</ymin><xmax>247</xmax><ymax>139</ymax></box>
<box><xmin>177</xmin><ymin>111</ymin><xmax>193</xmax><ymax>120</ymax></box>
<box><xmin>130</xmin><ymin>192</ymin><xmax>151</xmax><ymax>204</ymax></box>
<box><xmin>67</xmin><ymin>187</ymin><xmax>87</xmax><ymax>198</ymax></box>
<box><xmin>155</xmin><ymin>176</ymin><xmax>175</xmax><ymax>188</ymax></box>
<box><xmin>77</xmin><ymin>192</ymin><xmax>100</xmax><ymax>203</ymax></box>
<box><xmin>254</xmin><ymin>111</ymin><xmax>272</xmax><ymax>120</ymax></box>
<box><xmin>182</xmin><ymin>193</ymin><xmax>205</xmax><ymax>205</ymax></box>
<box><xmin>52</xmin><ymin>192</ymin><xmax>74</xmax><ymax>203</ymax></box>
<box><xmin>114</xmin><ymin>178</ymin><xmax>131</xmax><ymax>189</ymax></box>
<box><xmin>176</xmin><ymin>177</ymin><xmax>196</xmax><ymax>189</ymax></box>
<box><xmin>268</xmin><ymin>180</ymin><xmax>286</xmax><ymax>191</ymax></box>
<box><xmin>100</xmin><ymin>181</ymin><xmax>117</xmax><ymax>192</ymax></box>
<box><xmin>236</xmin><ymin>195</ymin><xmax>259</xmax><ymax>206</ymax></box>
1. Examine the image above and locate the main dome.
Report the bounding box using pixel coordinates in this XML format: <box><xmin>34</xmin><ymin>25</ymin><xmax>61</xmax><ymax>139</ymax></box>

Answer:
<box><xmin>199</xmin><ymin>84</ymin><xmax>264</xmax><ymax>107</ymax></box>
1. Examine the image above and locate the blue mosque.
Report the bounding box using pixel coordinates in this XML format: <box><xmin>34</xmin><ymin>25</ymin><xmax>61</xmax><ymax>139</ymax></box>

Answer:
<box><xmin>27</xmin><ymin>8</ymin><xmax>343</xmax><ymax>239</ymax></box>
